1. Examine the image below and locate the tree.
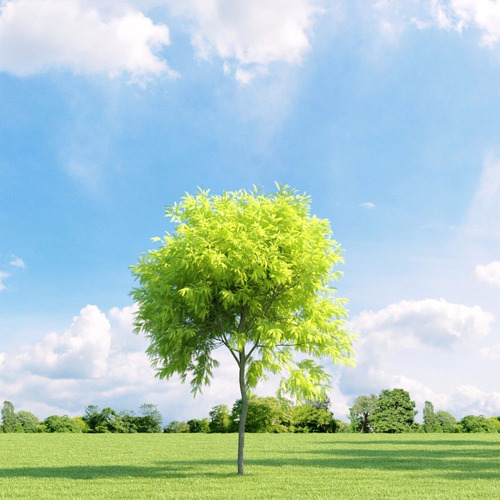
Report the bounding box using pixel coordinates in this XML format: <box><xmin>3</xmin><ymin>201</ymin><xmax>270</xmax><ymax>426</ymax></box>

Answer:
<box><xmin>15</xmin><ymin>410</ymin><xmax>40</xmax><ymax>433</ymax></box>
<box><xmin>435</xmin><ymin>411</ymin><xmax>458</xmax><ymax>433</ymax></box>
<box><xmin>349</xmin><ymin>394</ymin><xmax>378</xmax><ymax>433</ymax></box>
<box><xmin>138</xmin><ymin>403</ymin><xmax>162</xmax><ymax>433</ymax></box>
<box><xmin>131</xmin><ymin>186</ymin><xmax>354</xmax><ymax>474</ymax></box>
<box><xmin>460</xmin><ymin>415</ymin><xmax>497</xmax><ymax>433</ymax></box>
<box><xmin>423</xmin><ymin>401</ymin><xmax>437</xmax><ymax>433</ymax></box>
<box><xmin>208</xmin><ymin>404</ymin><xmax>231</xmax><ymax>433</ymax></box>
<box><xmin>230</xmin><ymin>396</ymin><xmax>290</xmax><ymax>433</ymax></box>
<box><xmin>292</xmin><ymin>404</ymin><xmax>336</xmax><ymax>433</ymax></box>
<box><xmin>1</xmin><ymin>401</ymin><xmax>16</xmax><ymax>433</ymax></box>
<box><xmin>43</xmin><ymin>415</ymin><xmax>84</xmax><ymax>433</ymax></box>
<box><xmin>187</xmin><ymin>418</ymin><xmax>210</xmax><ymax>433</ymax></box>
<box><xmin>164</xmin><ymin>421</ymin><xmax>190</xmax><ymax>433</ymax></box>
<box><xmin>371</xmin><ymin>389</ymin><xmax>417</xmax><ymax>433</ymax></box>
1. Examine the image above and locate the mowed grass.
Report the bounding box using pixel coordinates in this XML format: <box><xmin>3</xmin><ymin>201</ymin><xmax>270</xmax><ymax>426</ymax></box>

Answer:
<box><xmin>0</xmin><ymin>433</ymin><xmax>498</xmax><ymax>499</ymax></box>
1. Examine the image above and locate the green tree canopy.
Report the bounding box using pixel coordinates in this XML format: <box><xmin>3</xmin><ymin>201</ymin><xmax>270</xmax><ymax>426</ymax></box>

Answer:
<box><xmin>423</xmin><ymin>401</ymin><xmax>437</xmax><ymax>433</ymax></box>
<box><xmin>371</xmin><ymin>389</ymin><xmax>417</xmax><ymax>433</ymax></box>
<box><xmin>131</xmin><ymin>186</ymin><xmax>354</xmax><ymax>474</ymax></box>
<box><xmin>349</xmin><ymin>394</ymin><xmax>378</xmax><ymax>433</ymax></box>
<box><xmin>1</xmin><ymin>401</ymin><xmax>16</xmax><ymax>433</ymax></box>
<box><xmin>435</xmin><ymin>410</ymin><xmax>457</xmax><ymax>433</ymax></box>
<box><xmin>15</xmin><ymin>410</ymin><xmax>40</xmax><ymax>433</ymax></box>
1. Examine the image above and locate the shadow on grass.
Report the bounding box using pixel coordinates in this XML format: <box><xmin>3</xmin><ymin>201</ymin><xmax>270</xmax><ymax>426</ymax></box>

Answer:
<box><xmin>321</xmin><ymin>439</ymin><xmax>500</xmax><ymax>447</ymax></box>
<box><xmin>0</xmin><ymin>439</ymin><xmax>498</xmax><ymax>481</ymax></box>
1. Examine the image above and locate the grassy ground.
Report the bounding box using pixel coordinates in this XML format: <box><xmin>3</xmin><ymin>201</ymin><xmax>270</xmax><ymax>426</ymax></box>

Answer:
<box><xmin>0</xmin><ymin>433</ymin><xmax>498</xmax><ymax>499</ymax></box>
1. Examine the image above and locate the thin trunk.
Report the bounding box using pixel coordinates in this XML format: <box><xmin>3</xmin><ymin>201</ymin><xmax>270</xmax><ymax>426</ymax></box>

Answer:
<box><xmin>237</xmin><ymin>349</ymin><xmax>248</xmax><ymax>475</ymax></box>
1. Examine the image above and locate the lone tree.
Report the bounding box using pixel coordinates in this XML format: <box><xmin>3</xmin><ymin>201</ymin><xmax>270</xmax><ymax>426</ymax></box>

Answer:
<box><xmin>131</xmin><ymin>186</ymin><xmax>354</xmax><ymax>474</ymax></box>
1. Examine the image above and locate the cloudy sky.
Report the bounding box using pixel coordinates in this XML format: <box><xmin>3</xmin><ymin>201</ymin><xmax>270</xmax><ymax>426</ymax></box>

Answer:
<box><xmin>1</xmin><ymin>0</ymin><xmax>499</xmax><ymax>424</ymax></box>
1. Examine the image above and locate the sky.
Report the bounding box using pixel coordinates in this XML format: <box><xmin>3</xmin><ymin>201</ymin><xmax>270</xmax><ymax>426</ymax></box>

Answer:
<box><xmin>0</xmin><ymin>0</ymin><xmax>499</xmax><ymax>425</ymax></box>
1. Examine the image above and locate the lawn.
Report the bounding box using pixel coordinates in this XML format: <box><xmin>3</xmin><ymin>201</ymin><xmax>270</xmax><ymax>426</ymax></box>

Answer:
<box><xmin>0</xmin><ymin>433</ymin><xmax>498</xmax><ymax>499</ymax></box>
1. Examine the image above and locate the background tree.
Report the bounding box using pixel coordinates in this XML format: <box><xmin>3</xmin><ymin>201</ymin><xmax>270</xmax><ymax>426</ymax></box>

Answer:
<box><xmin>208</xmin><ymin>404</ymin><xmax>231</xmax><ymax>433</ymax></box>
<box><xmin>15</xmin><ymin>410</ymin><xmax>40</xmax><ymax>433</ymax></box>
<box><xmin>371</xmin><ymin>389</ymin><xmax>417</xmax><ymax>433</ymax></box>
<box><xmin>187</xmin><ymin>418</ymin><xmax>210</xmax><ymax>433</ymax></box>
<box><xmin>230</xmin><ymin>396</ymin><xmax>290</xmax><ymax>433</ymax></box>
<box><xmin>291</xmin><ymin>403</ymin><xmax>336</xmax><ymax>433</ymax></box>
<box><xmin>164</xmin><ymin>421</ymin><xmax>190</xmax><ymax>433</ymax></box>
<box><xmin>349</xmin><ymin>394</ymin><xmax>378</xmax><ymax>433</ymax></box>
<box><xmin>43</xmin><ymin>415</ymin><xmax>85</xmax><ymax>433</ymax></box>
<box><xmin>460</xmin><ymin>415</ymin><xmax>497</xmax><ymax>433</ymax></box>
<box><xmin>423</xmin><ymin>401</ymin><xmax>437</xmax><ymax>433</ymax></box>
<box><xmin>137</xmin><ymin>403</ymin><xmax>162</xmax><ymax>433</ymax></box>
<box><xmin>435</xmin><ymin>411</ymin><xmax>458</xmax><ymax>433</ymax></box>
<box><xmin>131</xmin><ymin>186</ymin><xmax>354</xmax><ymax>474</ymax></box>
<box><xmin>1</xmin><ymin>401</ymin><xmax>16</xmax><ymax>433</ymax></box>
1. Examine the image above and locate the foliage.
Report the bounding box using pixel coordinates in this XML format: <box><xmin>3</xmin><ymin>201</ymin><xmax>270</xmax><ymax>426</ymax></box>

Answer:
<box><xmin>230</xmin><ymin>396</ymin><xmax>291</xmax><ymax>433</ymax></box>
<box><xmin>349</xmin><ymin>394</ymin><xmax>378</xmax><ymax>433</ymax></box>
<box><xmin>187</xmin><ymin>418</ymin><xmax>210</xmax><ymax>433</ymax></box>
<box><xmin>208</xmin><ymin>405</ymin><xmax>231</xmax><ymax>433</ymax></box>
<box><xmin>488</xmin><ymin>417</ymin><xmax>500</xmax><ymax>433</ymax></box>
<box><xmin>130</xmin><ymin>186</ymin><xmax>354</xmax><ymax>473</ymax></box>
<box><xmin>15</xmin><ymin>410</ymin><xmax>40</xmax><ymax>433</ymax></box>
<box><xmin>83</xmin><ymin>404</ymin><xmax>162</xmax><ymax>433</ymax></box>
<box><xmin>43</xmin><ymin>415</ymin><xmax>85</xmax><ymax>433</ymax></box>
<box><xmin>131</xmin><ymin>186</ymin><xmax>354</xmax><ymax>400</ymax></box>
<box><xmin>423</xmin><ymin>401</ymin><xmax>437</xmax><ymax>433</ymax></box>
<box><xmin>164</xmin><ymin>421</ymin><xmax>190</xmax><ymax>433</ymax></box>
<box><xmin>460</xmin><ymin>415</ymin><xmax>498</xmax><ymax>433</ymax></box>
<box><xmin>371</xmin><ymin>389</ymin><xmax>417</xmax><ymax>433</ymax></box>
<box><xmin>292</xmin><ymin>404</ymin><xmax>337</xmax><ymax>433</ymax></box>
<box><xmin>1</xmin><ymin>401</ymin><xmax>17</xmax><ymax>433</ymax></box>
<box><xmin>435</xmin><ymin>411</ymin><xmax>458</xmax><ymax>433</ymax></box>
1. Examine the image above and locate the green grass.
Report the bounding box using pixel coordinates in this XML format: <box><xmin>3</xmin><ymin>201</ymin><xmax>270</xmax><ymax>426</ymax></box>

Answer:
<box><xmin>0</xmin><ymin>433</ymin><xmax>498</xmax><ymax>499</ymax></box>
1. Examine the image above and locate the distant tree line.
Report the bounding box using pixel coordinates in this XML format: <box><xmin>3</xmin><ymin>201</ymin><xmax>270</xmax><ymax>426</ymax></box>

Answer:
<box><xmin>0</xmin><ymin>401</ymin><xmax>162</xmax><ymax>434</ymax></box>
<box><xmin>2</xmin><ymin>388</ymin><xmax>499</xmax><ymax>434</ymax></box>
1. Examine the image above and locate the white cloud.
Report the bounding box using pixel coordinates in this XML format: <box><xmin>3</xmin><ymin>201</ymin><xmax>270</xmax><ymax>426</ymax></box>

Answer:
<box><xmin>166</xmin><ymin>0</ymin><xmax>322</xmax><ymax>81</ymax></box>
<box><xmin>9</xmin><ymin>256</ymin><xmax>26</xmax><ymax>269</ymax></box>
<box><xmin>360</xmin><ymin>201</ymin><xmax>376</xmax><ymax>210</ymax></box>
<box><xmin>0</xmin><ymin>270</ymin><xmax>9</xmax><ymax>291</ymax></box>
<box><xmin>0</xmin><ymin>305</ymin><xmax>112</xmax><ymax>380</ymax></box>
<box><xmin>374</xmin><ymin>373</ymin><xmax>500</xmax><ymax>418</ymax></box>
<box><xmin>350</xmin><ymin>298</ymin><xmax>494</xmax><ymax>351</ymax></box>
<box><xmin>0</xmin><ymin>0</ymin><xmax>173</xmax><ymax>80</ymax></box>
<box><xmin>0</xmin><ymin>304</ymin><xmax>246</xmax><ymax>420</ymax></box>
<box><xmin>431</xmin><ymin>0</ymin><xmax>500</xmax><ymax>47</ymax></box>
<box><xmin>338</xmin><ymin>298</ymin><xmax>498</xmax><ymax>418</ymax></box>
<box><xmin>475</xmin><ymin>261</ymin><xmax>500</xmax><ymax>287</ymax></box>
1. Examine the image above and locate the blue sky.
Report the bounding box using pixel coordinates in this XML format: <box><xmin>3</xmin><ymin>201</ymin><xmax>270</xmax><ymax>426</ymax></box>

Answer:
<box><xmin>1</xmin><ymin>0</ymin><xmax>499</xmax><ymax>423</ymax></box>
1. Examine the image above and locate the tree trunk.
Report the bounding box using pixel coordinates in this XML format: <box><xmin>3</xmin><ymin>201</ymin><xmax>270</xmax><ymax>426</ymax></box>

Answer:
<box><xmin>237</xmin><ymin>350</ymin><xmax>248</xmax><ymax>475</ymax></box>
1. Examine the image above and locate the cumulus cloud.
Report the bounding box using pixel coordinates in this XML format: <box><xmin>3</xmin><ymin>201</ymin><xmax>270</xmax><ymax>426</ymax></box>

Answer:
<box><xmin>475</xmin><ymin>261</ymin><xmax>500</xmax><ymax>287</ymax></box>
<box><xmin>350</xmin><ymin>298</ymin><xmax>494</xmax><ymax>350</ymax></box>
<box><xmin>338</xmin><ymin>297</ymin><xmax>499</xmax><ymax>418</ymax></box>
<box><xmin>21</xmin><ymin>305</ymin><xmax>112</xmax><ymax>379</ymax></box>
<box><xmin>9</xmin><ymin>256</ymin><xmax>26</xmax><ymax>269</ymax></box>
<box><xmin>166</xmin><ymin>0</ymin><xmax>322</xmax><ymax>82</ymax></box>
<box><xmin>430</xmin><ymin>0</ymin><xmax>500</xmax><ymax>48</ymax></box>
<box><xmin>0</xmin><ymin>0</ymin><xmax>173</xmax><ymax>80</ymax></box>
<box><xmin>0</xmin><ymin>304</ymin><xmax>245</xmax><ymax>420</ymax></box>
<box><xmin>0</xmin><ymin>271</ymin><xmax>9</xmax><ymax>291</ymax></box>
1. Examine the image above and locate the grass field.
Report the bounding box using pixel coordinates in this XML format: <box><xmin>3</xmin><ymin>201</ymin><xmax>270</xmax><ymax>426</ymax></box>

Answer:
<box><xmin>0</xmin><ymin>433</ymin><xmax>498</xmax><ymax>499</ymax></box>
